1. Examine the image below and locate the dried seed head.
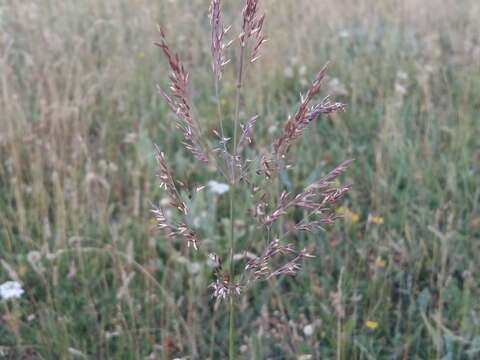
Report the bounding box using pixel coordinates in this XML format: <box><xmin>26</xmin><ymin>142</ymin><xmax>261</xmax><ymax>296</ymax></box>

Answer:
<box><xmin>238</xmin><ymin>115</ymin><xmax>258</xmax><ymax>148</ymax></box>
<box><xmin>240</xmin><ymin>0</ymin><xmax>266</xmax><ymax>62</ymax></box>
<box><xmin>245</xmin><ymin>239</ymin><xmax>311</xmax><ymax>281</ymax></box>
<box><xmin>155</xmin><ymin>26</ymin><xmax>209</xmax><ymax>163</ymax></box>
<box><xmin>261</xmin><ymin>159</ymin><xmax>353</xmax><ymax>228</ymax></box>
<box><xmin>151</xmin><ymin>205</ymin><xmax>200</xmax><ymax>251</ymax></box>
<box><xmin>210</xmin><ymin>0</ymin><xmax>231</xmax><ymax>79</ymax></box>
<box><xmin>274</xmin><ymin>63</ymin><xmax>346</xmax><ymax>158</ymax></box>
<box><xmin>210</xmin><ymin>277</ymin><xmax>242</xmax><ymax>301</ymax></box>
<box><xmin>154</xmin><ymin>145</ymin><xmax>186</xmax><ymax>214</ymax></box>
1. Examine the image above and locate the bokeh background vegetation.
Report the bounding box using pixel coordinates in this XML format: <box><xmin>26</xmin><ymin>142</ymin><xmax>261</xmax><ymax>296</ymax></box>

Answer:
<box><xmin>1</xmin><ymin>0</ymin><xmax>479</xmax><ymax>358</ymax></box>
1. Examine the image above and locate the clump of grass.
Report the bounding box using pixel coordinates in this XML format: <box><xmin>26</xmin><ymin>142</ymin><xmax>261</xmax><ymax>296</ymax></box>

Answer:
<box><xmin>152</xmin><ymin>0</ymin><xmax>351</xmax><ymax>357</ymax></box>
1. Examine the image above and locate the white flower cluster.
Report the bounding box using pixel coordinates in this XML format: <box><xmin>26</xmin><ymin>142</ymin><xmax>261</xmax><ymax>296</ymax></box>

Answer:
<box><xmin>0</xmin><ymin>281</ymin><xmax>24</xmax><ymax>300</ymax></box>
<box><xmin>207</xmin><ymin>180</ymin><xmax>230</xmax><ymax>195</ymax></box>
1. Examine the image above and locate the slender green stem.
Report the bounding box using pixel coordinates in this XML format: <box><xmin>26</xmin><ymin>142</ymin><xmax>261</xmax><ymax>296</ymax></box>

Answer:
<box><xmin>233</xmin><ymin>45</ymin><xmax>245</xmax><ymax>159</ymax></box>
<box><xmin>336</xmin><ymin>267</ymin><xmax>345</xmax><ymax>360</ymax></box>
<box><xmin>228</xmin><ymin>43</ymin><xmax>245</xmax><ymax>360</ymax></box>
<box><xmin>209</xmin><ymin>78</ymin><xmax>223</xmax><ymax>360</ymax></box>
<box><xmin>229</xmin><ymin>44</ymin><xmax>245</xmax><ymax>277</ymax></box>
<box><xmin>228</xmin><ymin>180</ymin><xmax>235</xmax><ymax>360</ymax></box>
<box><xmin>215</xmin><ymin>78</ymin><xmax>224</xmax><ymax>138</ymax></box>
<box><xmin>228</xmin><ymin>294</ymin><xmax>235</xmax><ymax>360</ymax></box>
<box><xmin>213</xmin><ymin>56</ymin><xmax>236</xmax><ymax>360</ymax></box>
<box><xmin>213</xmin><ymin>73</ymin><xmax>233</xmax><ymax>183</ymax></box>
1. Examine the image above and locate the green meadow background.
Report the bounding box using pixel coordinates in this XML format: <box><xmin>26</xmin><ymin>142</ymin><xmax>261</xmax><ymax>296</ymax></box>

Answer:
<box><xmin>1</xmin><ymin>0</ymin><xmax>479</xmax><ymax>358</ymax></box>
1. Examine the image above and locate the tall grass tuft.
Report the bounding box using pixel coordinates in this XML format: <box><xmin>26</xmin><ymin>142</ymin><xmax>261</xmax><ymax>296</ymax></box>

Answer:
<box><xmin>152</xmin><ymin>1</ymin><xmax>351</xmax><ymax>357</ymax></box>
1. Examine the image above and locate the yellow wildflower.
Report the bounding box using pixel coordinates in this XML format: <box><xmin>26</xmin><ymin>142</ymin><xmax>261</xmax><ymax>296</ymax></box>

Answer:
<box><xmin>365</xmin><ymin>320</ymin><xmax>379</xmax><ymax>330</ymax></box>
<box><xmin>350</xmin><ymin>212</ymin><xmax>360</xmax><ymax>223</ymax></box>
<box><xmin>369</xmin><ymin>214</ymin><xmax>384</xmax><ymax>225</ymax></box>
<box><xmin>337</xmin><ymin>206</ymin><xmax>360</xmax><ymax>224</ymax></box>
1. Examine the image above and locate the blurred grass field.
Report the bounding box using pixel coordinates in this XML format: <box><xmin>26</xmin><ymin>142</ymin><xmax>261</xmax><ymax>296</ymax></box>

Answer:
<box><xmin>1</xmin><ymin>0</ymin><xmax>480</xmax><ymax>358</ymax></box>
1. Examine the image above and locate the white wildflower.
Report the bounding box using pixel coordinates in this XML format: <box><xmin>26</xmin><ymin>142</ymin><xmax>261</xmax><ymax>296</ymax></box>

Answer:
<box><xmin>208</xmin><ymin>180</ymin><xmax>229</xmax><ymax>195</ymax></box>
<box><xmin>0</xmin><ymin>281</ymin><xmax>24</xmax><ymax>300</ymax></box>
<box><xmin>303</xmin><ymin>323</ymin><xmax>315</xmax><ymax>337</ymax></box>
